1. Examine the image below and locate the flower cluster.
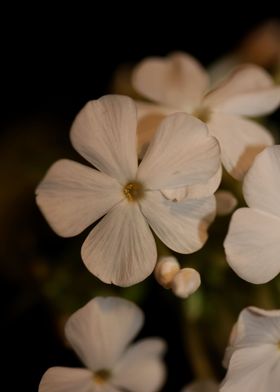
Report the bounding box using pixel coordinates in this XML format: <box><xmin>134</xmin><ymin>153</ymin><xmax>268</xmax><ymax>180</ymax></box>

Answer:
<box><xmin>36</xmin><ymin>48</ymin><xmax>280</xmax><ymax>391</ymax></box>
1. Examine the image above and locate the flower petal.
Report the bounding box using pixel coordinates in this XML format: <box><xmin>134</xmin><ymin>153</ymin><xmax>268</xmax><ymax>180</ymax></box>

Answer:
<box><xmin>204</xmin><ymin>65</ymin><xmax>280</xmax><ymax>116</ymax></box>
<box><xmin>112</xmin><ymin>338</ymin><xmax>166</xmax><ymax>392</ymax></box>
<box><xmin>70</xmin><ymin>95</ymin><xmax>138</xmax><ymax>184</ymax></box>
<box><xmin>140</xmin><ymin>191</ymin><xmax>216</xmax><ymax>253</ymax></box>
<box><xmin>81</xmin><ymin>201</ymin><xmax>157</xmax><ymax>286</ymax></box>
<box><xmin>208</xmin><ymin>112</ymin><xmax>273</xmax><ymax>180</ymax></box>
<box><xmin>39</xmin><ymin>367</ymin><xmax>93</xmax><ymax>392</ymax></box>
<box><xmin>36</xmin><ymin>159</ymin><xmax>123</xmax><ymax>237</ymax></box>
<box><xmin>65</xmin><ymin>297</ymin><xmax>144</xmax><ymax>371</ymax></box>
<box><xmin>243</xmin><ymin>146</ymin><xmax>280</xmax><ymax>217</ymax></box>
<box><xmin>221</xmin><ymin>346</ymin><xmax>280</xmax><ymax>392</ymax></box>
<box><xmin>137</xmin><ymin>113</ymin><xmax>220</xmax><ymax>189</ymax></box>
<box><xmin>224</xmin><ymin>208</ymin><xmax>280</xmax><ymax>283</ymax></box>
<box><xmin>136</xmin><ymin>101</ymin><xmax>173</xmax><ymax>158</ymax></box>
<box><xmin>133</xmin><ymin>52</ymin><xmax>208</xmax><ymax>110</ymax></box>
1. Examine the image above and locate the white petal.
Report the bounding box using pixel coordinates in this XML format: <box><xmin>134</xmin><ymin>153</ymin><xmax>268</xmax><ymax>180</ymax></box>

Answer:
<box><xmin>133</xmin><ymin>52</ymin><xmax>208</xmax><ymax>110</ymax></box>
<box><xmin>154</xmin><ymin>256</ymin><xmax>180</xmax><ymax>288</ymax></box>
<box><xmin>215</xmin><ymin>190</ymin><xmax>237</xmax><ymax>216</ymax></box>
<box><xmin>243</xmin><ymin>146</ymin><xmax>280</xmax><ymax>217</ymax></box>
<box><xmin>171</xmin><ymin>268</ymin><xmax>201</xmax><ymax>298</ymax></box>
<box><xmin>81</xmin><ymin>201</ymin><xmax>157</xmax><ymax>286</ymax></box>
<box><xmin>182</xmin><ymin>380</ymin><xmax>219</xmax><ymax>392</ymax></box>
<box><xmin>112</xmin><ymin>338</ymin><xmax>166</xmax><ymax>392</ymax></box>
<box><xmin>70</xmin><ymin>95</ymin><xmax>138</xmax><ymax>184</ymax></box>
<box><xmin>221</xmin><ymin>346</ymin><xmax>280</xmax><ymax>392</ymax></box>
<box><xmin>36</xmin><ymin>159</ymin><xmax>123</xmax><ymax>237</ymax></box>
<box><xmin>39</xmin><ymin>367</ymin><xmax>93</xmax><ymax>392</ymax></box>
<box><xmin>204</xmin><ymin>64</ymin><xmax>280</xmax><ymax>116</ymax></box>
<box><xmin>140</xmin><ymin>191</ymin><xmax>216</xmax><ymax>253</ymax></box>
<box><xmin>137</xmin><ymin>113</ymin><xmax>220</xmax><ymax>189</ymax></box>
<box><xmin>224</xmin><ymin>208</ymin><xmax>280</xmax><ymax>283</ymax></box>
<box><xmin>136</xmin><ymin>101</ymin><xmax>173</xmax><ymax>158</ymax></box>
<box><xmin>162</xmin><ymin>167</ymin><xmax>222</xmax><ymax>202</ymax></box>
<box><xmin>65</xmin><ymin>297</ymin><xmax>144</xmax><ymax>371</ymax></box>
<box><xmin>208</xmin><ymin>112</ymin><xmax>273</xmax><ymax>180</ymax></box>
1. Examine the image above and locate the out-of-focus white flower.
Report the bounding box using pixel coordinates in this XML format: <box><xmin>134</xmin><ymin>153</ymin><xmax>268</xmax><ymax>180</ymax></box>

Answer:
<box><xmin>221</xmin><ymin>306</ymin><xmax>280</xmax><ymax>392</ymax></box>
<box><xmin>171</xmin><ymin>268</ymin><xmax>201</xmax><ymax>299</ymax></box>
<box><xmin>36</xmin><ymin>95</ymin><xmax>220</xmax><ymax>287</ymax></box>
<box><xmin>182</xmin><ymin>379</ymin><xmax>219</xmax><ymax>392</ymax></box>
<box><xmin>154</xmin><ymin>256</ymin><xmax>180</xmax><ymax>288</ymax></box>
<box><xmin>224</xmin><ymin>145</ymin><xmax>280</xmax><ymax>283</ymax></box>
<box><xmin>215</xmin><ymin>190</ymin><xmax>237</xmax><ymax>216</ymax></box>
<box><xmin>39</xmin><ymin>296</ymin><xmax>166</xmax><ymax>392</ymax></box>
<box><xmin>133</xmin><ymin>52</ymin><xmax>279</xmax><ymax>180</ymax></box>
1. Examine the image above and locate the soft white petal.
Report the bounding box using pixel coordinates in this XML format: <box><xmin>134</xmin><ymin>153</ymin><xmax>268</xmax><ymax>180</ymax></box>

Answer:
<box><xmin>182</xmin><ymin>379</ymin><xmax>219</xmax><ymax>392</ymax></box>
<box><xmin>133</xmin><ymin>52</ymin><xmax>208</xmax><ymax>110</ymax></box>
<box><xmin>36</xmin><ymin>159</ymin><xmax>123</xmax><ymax>237</ymax></box>
<box><xmin>224</xmin><ymin>208</ymin><xmax>280</xmax><ymax>283</ymax></box>
<box><xmin>140</xmin><ymin>191</ymin><xmax>216</xmax><ymax>253</ymax></box>
<box><xmin>204</xmin><ymin>64</ymin><xmax>279</xmax><ymax>116</ymax></box>
<box><xmin>112</xmin><ymin>338</ymin><xmax>166</xmax><ymax>392</ymax></box>
<box><xmin>137</xmin><ymin>113</ymin><xmax>220</xmax><ymax>189</ymax></box>
<box><xmin>70</xmin><ymin>95</ymin><xmax>138</xmax><ymax>184</ymax></box>
<box><xmin>215</xmin><ymin>190</ymin><xmax>238</xmax><ymax>216</ymax></box>
<box><xmin>136</xmin><ymin>101</ymin><xmax>173</xmax><ymax>158</ymax></box>
<box><xmin>221</xmin><ymin>346</ymin><xmax>280</xmax><ymax>392</ymax></box>
<box><xmin>39</xmin><ymin>367</ymin><xmax>94</xmax><ymax>392</ymax></box>
<box><xmin>162</xmin><ymin>167</ymin><xmax>222</xmax><ymax>202</ymax></box>
<box><xmin>208</xmin><ymin>111</ymin><xmax>273</xmax><ymax>180</ymax></box>
<box><xmin>65</xmin><ymin>297</ymin><xmax>144</xmax><ymax>371</ymax></box>
<box><xmin>243</xmin><ymin>146</ymin><xmax>280</xmax><ymax>217</ymax></box>
<box><xmin>81</xmin><ymin>201</ymin><xmax>157</xmax><ymax>286</ymax></box>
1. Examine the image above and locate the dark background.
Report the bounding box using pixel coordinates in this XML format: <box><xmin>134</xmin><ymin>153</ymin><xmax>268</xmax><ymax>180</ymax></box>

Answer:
<box><xmin>1</xmin><ymin>8</ymin><xmax>280</xmax><ymax>391</ymax></box>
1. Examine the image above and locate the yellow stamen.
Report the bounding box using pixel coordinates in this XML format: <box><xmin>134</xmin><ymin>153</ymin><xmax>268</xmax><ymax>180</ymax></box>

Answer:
<box><xmin>123</xmin><ymin>181</ymin><xmax>144</xmax><ymax>201</ymax></box>
<box><xmin>93</xmin><ymin>369</ymin><xmax>111</xmax><ymax>385</ymax></box>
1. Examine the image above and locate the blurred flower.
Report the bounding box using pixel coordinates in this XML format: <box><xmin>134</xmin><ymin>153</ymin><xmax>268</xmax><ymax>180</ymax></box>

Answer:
<box><xmin>36</xmin><ymin>95</ymin><xmax>220</xmax><ymax>286</ymax></box>
<box><xmin>133</xmin><ymin>52</ymin><xmax>278</xmax><ymax>179</ymax></box>
<box><xmin>182</xmin><ymin>379</ymin><xmax>219</xmax><ymax>391</ymax></box>
<box><xmin>215</xmin><ymin>190</ymin><xmax>237</xmax><ymax>216</ymax></box>
<box><xmin>221</xmin><ymin>306</ymin><xmax>280</xmax><ymax>392</ymax></box>
<box><xmin>39</xmin><ymin>296</ymin><xmax>166</xmax><ymax>392</ymax></box>
<box><xmin>224</xmin><ymin>145</ymin><xmax>280</xmax><ymax>283</ymax></box>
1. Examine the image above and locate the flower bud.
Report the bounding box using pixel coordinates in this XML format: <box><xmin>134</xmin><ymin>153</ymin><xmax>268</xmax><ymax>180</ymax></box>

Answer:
<box><xmin>171</xmin><ymin>268</ymin><xmax>201</xmax><ymax>298</ymax></box>
<box><xmin>154</xmin><ymin>256</ymin><xmax>180</xmax><ymax>288</ymax></box>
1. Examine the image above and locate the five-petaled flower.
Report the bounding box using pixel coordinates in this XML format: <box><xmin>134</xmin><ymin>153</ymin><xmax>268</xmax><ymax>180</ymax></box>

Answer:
<box><xmin>133</xmin><ymin>52</ymin><xmax>279</xmax><ymax>180</ymax></box>
<box><xmin>221</xmin><ymin>306</ymin><xmax>280</xmax><ymax>392</ymax></box>
<box><xmin>224</xmin><ymin>145</ymin><xmax>280</xmax><ymax>283</ymax></box>
<box><xmin>39</xmin><ymin>296</ymin><xmax>166</xmax><ymax>392</ymax></box>
<box><xmin>36</xmin><ymin>94</ymin><xmax>220</xmax><ymax>286</ymax></box>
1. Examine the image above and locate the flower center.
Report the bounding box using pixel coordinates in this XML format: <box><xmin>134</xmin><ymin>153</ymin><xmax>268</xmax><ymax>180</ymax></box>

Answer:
<box><xmin>192</xmin><ymin>106</ymin><xmax>211</xmax><ymax>123</ymax></box>
<box><xmin>93</xmin><ymin>369</ymin><xmax>111</xmax><ymax>385</ymax></box>
<box><xmin>123</xmin><ymin>181</ymin><xmax>144</xmax><ymax>201</ymax></box>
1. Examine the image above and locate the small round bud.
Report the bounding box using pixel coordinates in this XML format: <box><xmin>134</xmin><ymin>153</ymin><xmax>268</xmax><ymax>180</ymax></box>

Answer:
<box><xmin>171</xmin><ymin>268</ymin><xmax>201</xmax><ymax>298</ymax></box>
<box><xmin>154</xmin><ymin>256</ymin><xmax>180</xmax><ymax>288</ymax></box>
<box><xmin>215</xmin><ymin>190</ymin><xmax>237</xmax><ymax>216</ymax></box>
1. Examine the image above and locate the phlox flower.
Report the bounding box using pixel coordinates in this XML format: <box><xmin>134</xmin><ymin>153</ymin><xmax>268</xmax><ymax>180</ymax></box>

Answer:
<box><xmin>36</xmin><ymin>95</ymin><xmax>220</xmax><ymax>286</ymax></box>
<box><xmin>224</xmin><ymin>145</ymin><xmax>280</xmax><ymax>283</ymax></box>
<box><xmin>221</xmin><ymin>306</ymin><xmax>280</xmax><ymax>392</ymax></box>
<box><xmin>133</xmin><ymin>52</ymin><xmax>279</xmax><ymax>180</ymax></box>
<box><xmin>39</xmin><ymin>296</ymin><xmax>166</xmax><ymax>392</ymax></box>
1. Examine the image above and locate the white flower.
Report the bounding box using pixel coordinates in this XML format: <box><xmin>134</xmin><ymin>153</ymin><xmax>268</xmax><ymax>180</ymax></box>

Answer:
<box><xmin>224</xmin><ymin>145</ymin><xmax>280</xmax><ymax>283</ymax></box>
<box><xmin>182</xmin><ymin>379</ymin><xmax>219</xmax><ymax>392</ymax></box>
<box><xmin>36</xmin><ymin>95</ymin><xmax>220</xmax><ymax>286</ymax></box>
<box><xmin>133</xmin><ymin>52</ymin><xmax>279</xmax><ymax>180</ymax></box>
<box><xmin>221</xmin><ymin>306</ymin><xmax>280</xmax><ymax>392</ymax></box>
<box><xmin>39</xmin><ymin>296</ymin><xmax>166</xmax><ymax>392</ymax></box>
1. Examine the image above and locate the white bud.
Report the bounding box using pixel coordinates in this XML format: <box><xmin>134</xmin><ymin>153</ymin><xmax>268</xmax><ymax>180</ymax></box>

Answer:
<box><xmin>215</xmin><ymin>190</ymin><xmax>237</xmax><ymax>216</ymax></box>
<box><xmin>171</xmin><ymin>268</ymin><xmax>201</xmax><ymax>299</ymax></box>
<box><xmin>154</xmin><ymin>256</ymin><xmax>180</xmax><ymax>288</ymax></box>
